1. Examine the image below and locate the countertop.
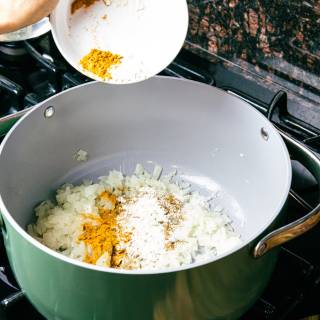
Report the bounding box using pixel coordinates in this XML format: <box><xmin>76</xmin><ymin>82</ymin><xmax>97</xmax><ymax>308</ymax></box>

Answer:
<box><xmin>184</xmin><ymin>0</ymin><xmax>320</xmax><ymax>127</ymax></box>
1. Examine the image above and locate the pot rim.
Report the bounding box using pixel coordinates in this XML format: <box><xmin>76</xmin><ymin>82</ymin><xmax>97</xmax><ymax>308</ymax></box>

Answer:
<box><xmin>0</xmin><ymin>77</ymin><xmax>292</xmax><ymax>275</ymax></box>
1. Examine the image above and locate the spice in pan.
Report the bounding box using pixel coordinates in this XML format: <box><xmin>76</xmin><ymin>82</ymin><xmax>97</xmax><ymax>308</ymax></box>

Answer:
<box><xmin>158</xmin><ymin>194</ymin><xmax>183</xmax><ymax>250</ymax></box>
<box><xmin>78</xmin><ymin>190</ymin><xmax>183</xmax><ymax>268</ymax></box>
<box><xmin>78</xmin><ymin>191</ymin><xmax>131</xmax><ymax>267</ymax></box>
<box><xmin>80</xmin><ymin>49</ymin><xmax>123</xmax><ymax>80</ymax></box>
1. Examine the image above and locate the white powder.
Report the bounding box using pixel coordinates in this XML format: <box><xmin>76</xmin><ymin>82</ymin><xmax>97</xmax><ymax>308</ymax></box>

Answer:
<box><xmin>118</xmin><ymin>189</ymin><xmax>168</xmax><ymax>269</ymax></box>
<box><xmin>110</xmin><ymin>57</ymin><xmax>149</xmax><ymax>84</ymax></box>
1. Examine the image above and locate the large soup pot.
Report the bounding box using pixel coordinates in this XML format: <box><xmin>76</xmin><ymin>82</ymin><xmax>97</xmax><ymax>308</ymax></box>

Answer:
<box><xmin>0</xmin><ymin>77</ymin><xmax>319</xmax><ymax>320</ymax></box>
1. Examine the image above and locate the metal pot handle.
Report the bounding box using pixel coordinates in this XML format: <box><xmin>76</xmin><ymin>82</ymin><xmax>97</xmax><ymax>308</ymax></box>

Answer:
<box><xmin>253</xmin><ymin>129</ymin><xmax>320</xmax><ymax>258</ymax></box>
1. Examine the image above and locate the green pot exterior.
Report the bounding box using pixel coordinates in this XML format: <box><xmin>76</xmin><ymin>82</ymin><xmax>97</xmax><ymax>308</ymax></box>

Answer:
<box><xmin>0</xmin><ymin>116</ymin><xmax>20</xmax><ymax>138</ymax></box>
<box><xmin>1</xmin><ymin>209</ymin><xmax>282</xmax><ymax>320</ymax></box>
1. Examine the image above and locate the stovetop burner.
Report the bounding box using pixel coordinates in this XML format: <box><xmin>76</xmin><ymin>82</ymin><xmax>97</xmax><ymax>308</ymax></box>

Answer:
<box><xmin>0</xmin><ymin>31</ymin><xmax>319</xmax><ymax>320</ymax></box>
<box><xmin>0</xmin><ymin>42</ymin><xmax>28</xmax><ymax>57</ymax></box>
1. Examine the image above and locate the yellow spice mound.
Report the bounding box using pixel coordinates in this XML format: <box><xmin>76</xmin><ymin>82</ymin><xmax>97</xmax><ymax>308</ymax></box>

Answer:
<box><xmin>78</xmin><ymin>191</ymin><xmax>130</xmax><ymax>267</ymax></box>
<box><xmin>80</xmin><ymin>49</ymin><xmax>123</xmax><ymax>80</ymax></box>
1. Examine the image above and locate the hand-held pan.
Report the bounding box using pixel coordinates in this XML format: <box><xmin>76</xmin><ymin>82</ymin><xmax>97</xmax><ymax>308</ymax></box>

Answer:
<box><xmin>0</xmin><ymin>77</ymin><xmax>319</xmax><ymax>320</ymax></box>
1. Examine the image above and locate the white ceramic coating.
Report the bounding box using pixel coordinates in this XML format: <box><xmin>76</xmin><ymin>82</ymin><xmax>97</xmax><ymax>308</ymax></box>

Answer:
<box><xmin>0</xmin><ymin>77</ymin><xmax>291</xmax><ymax>275</ymax></box>
<box><xmin>50</xmin><ymin>0</ymin><xmax>189</xmax><ymax>84</ymax></box>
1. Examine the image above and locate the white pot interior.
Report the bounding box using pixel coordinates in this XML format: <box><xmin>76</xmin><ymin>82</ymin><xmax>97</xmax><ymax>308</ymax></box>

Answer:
<box><xmin>0</xmin><ymin>77</ymin><xmax>291</xmax><ymax>248</ymax></box>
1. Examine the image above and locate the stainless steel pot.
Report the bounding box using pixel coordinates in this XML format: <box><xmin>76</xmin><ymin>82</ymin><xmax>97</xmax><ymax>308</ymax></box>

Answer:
<box><xmin>0</xmin><ymin>77</ymin><xmax>319</xmax><ymax>320</ymax></box>
<box><xmin>0</xmin><ymin>18</ymin><xmax>50</xmax><ymax>42</ymax></box>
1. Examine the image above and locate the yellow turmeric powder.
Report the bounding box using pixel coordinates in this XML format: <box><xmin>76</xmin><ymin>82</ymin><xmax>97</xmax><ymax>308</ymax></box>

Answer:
<box><xmin>80</xmin><ymin>49</ymin><xmax>123</xmax><ymax>80</ymax></box>
<box><xmin>78</xmin><ymin>191</ymin><xmax>130</xmax><ymax>267</ymax></box>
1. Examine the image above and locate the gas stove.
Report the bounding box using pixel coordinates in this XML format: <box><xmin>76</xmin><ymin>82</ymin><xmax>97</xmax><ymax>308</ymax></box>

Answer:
<box><xmin>0</xmin><ymin>29</ymin><xmax>319</xmax><ymax>320</ymax></box>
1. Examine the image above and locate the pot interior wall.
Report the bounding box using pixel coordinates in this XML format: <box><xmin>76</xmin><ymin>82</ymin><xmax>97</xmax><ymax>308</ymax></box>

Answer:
<box><xmin>0</xmin><ymin>77</ymin><xmax>291</xmax><ymax>245</ymax></box>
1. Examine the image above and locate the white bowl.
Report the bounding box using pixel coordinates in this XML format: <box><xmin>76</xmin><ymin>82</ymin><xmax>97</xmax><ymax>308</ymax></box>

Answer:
<box><xmin>50</xmin><ymin>0</ymin><xmax>189</xmax><ymax>84</ymax></box>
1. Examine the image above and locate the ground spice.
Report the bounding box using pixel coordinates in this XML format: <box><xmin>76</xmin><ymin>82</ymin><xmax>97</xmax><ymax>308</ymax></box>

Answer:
<box><xmin>71</xmin><ymin>0</ymin><xmax>100</xmax><ymax>14</ymax></box>
<box><xmin>80</xmin><ymin>49</ymin><xmax>123</xmax><ymax>80</ymax></box>
<box><xmin>158</xmin><ymin>194</ymin><xmax>183</xmax><ymax>250</ymax></box>
<box><xmin>79</xmin><ymin>191</ymin><xmax>183</xmax><ymax>268</ymax></box>
<box><xmin>78</xmin><ymin>191</ymin><xmax>130</xmax><ymax>267</ymax></box>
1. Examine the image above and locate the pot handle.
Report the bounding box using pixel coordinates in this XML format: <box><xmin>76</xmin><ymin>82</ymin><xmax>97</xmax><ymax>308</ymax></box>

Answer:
<box><xmin>253</xmin><ymin>129</ymin><xmax>320</xmax><ymax>258</ymax></box>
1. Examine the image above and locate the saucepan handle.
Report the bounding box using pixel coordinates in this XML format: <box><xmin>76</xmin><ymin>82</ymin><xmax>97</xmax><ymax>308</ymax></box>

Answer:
<box><xmin>253</xmin><ymin>129</ymin><xmax>320</xmax><ymax>258</ymax></box>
